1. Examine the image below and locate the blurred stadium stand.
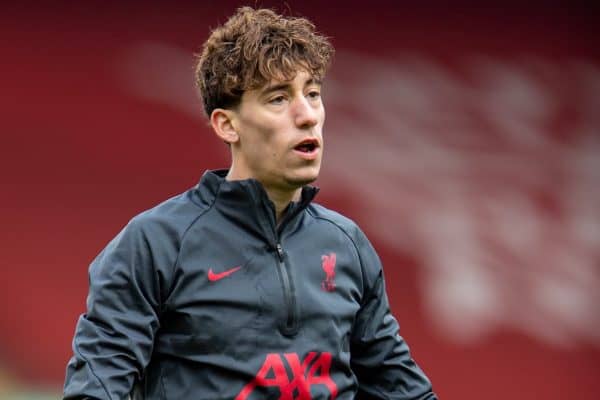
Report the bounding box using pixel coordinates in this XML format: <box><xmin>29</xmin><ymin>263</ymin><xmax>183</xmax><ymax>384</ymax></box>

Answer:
<box><xmin>1</xmin><ymin>1</ymin><xmax>598</xmax><ymax>398</ymax></box>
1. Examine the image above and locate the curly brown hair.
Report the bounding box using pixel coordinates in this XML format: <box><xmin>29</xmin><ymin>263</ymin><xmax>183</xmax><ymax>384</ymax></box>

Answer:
<box><xmin>195</xmin><ymin>7</ymin><xmax>334</xmax><ymax>117</ymax></box>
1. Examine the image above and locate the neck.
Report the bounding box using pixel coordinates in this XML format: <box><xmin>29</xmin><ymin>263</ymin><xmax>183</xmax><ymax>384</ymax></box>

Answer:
<box><xmin>225</xmin><ymin>164</ymin><xmax>301</xmax><ymax>224</ymax></box>
<box><xmin>264</xmin><ymin>186</ymin><xmax>302</xmax><ymax>224</ymax></box>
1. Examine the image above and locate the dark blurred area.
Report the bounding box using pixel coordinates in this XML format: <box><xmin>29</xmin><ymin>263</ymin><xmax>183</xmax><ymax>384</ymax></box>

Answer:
<box><xmin>1</xmin><ymin>1</ymin><xmax>598</xmax><ymax>398</ymax></box>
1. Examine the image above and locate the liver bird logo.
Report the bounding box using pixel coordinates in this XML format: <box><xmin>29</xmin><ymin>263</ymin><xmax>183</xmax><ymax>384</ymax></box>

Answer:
<box><xmin>321</xmin><ymin>252</ymin><xmax>337</xmax><ymax>292</ymax></box>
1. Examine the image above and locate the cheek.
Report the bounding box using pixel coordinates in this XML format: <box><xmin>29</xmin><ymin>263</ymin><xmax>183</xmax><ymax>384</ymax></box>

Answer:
<box><xmin>244</xmin><ymin>124</ymin><xmax>282</xmax><ymax>162</ymax></box>
<box><xmin>256</xmin><ymin>125</ymin><xmax>288</xmax><ymax>159</ymax></box>
<box><xmin>239</xmin><ymin>112</ymin><xmax>291</xmax><ymax>162</ymax></box>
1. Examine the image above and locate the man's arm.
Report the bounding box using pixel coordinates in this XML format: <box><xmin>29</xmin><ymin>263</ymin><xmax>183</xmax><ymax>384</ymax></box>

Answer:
<box><xmin>350</xmin><ymin>229</ymin><xmax>437</xmax><ymax>400</ymax></box>
<box><xmin>64</xmin><ymin>217</ymin><xmax>162</xmax><ymax>400</ymax></box>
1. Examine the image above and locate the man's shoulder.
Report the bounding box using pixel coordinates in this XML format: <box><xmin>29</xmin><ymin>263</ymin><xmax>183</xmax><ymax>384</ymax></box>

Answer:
<box><xmin>126</xmin><ymin>186</ymin><xmax>212</xmax><ymax>240</ymax></box>
<box><xmin>307</xmin><ymin>202</ymin><xmax>363</xmax><ymax>238</ymax></box>
<box><xmin>307</xmin><ymin>202</ymin><xmax>377</xmax><ymax>255</ymax></box>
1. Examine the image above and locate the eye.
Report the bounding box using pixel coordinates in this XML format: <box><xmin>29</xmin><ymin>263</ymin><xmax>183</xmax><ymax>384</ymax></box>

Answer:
<box><xmin>268</xmin><ymin>95</ymin><xmax>287</xmax><ymax>105</ymax></box>
<box><xmin>307</xmin><ymin>90</ymin><xmax>321</xmax><ymax>100</ymax></box>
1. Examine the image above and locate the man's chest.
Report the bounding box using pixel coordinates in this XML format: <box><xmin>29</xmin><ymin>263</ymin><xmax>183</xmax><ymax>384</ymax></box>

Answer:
<box><xmin>158</xmin><ymin>225</ymin><xmax>363</xmax><ymax>356</ymax></box>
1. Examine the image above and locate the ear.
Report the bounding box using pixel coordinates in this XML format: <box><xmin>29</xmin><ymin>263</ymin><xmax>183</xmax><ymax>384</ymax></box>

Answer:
<box><xmin>210</xmin><ymin>108</ymin><xmax>239</xmax><ymax>144</ymax></box>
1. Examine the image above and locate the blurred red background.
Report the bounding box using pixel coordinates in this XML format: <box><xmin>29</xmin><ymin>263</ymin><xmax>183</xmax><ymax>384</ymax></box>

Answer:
<box><xmin>1</xmin><ymin>1</ymin><xmax>598</xmax><ymax>398</ymax></box>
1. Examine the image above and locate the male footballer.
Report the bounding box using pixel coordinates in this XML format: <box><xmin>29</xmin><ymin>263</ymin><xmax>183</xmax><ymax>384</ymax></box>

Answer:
<box><xmin>64</xmin><ymin>6</ymin><xmax>436</xmax><ymax>400</ymax></box>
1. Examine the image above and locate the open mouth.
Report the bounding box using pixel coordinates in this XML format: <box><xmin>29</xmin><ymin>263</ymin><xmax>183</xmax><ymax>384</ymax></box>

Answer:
<box><xmin>294</xmin><ymin>139</ymin><xmax>319</xmax><ymax>153</ymax></box>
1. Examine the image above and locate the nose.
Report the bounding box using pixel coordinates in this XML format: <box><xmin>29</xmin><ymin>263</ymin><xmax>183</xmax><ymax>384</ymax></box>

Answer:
<box><xmin>293</xmin><ymin>96</ymin><xmax>319</xmax><ymax>129</ymax></box>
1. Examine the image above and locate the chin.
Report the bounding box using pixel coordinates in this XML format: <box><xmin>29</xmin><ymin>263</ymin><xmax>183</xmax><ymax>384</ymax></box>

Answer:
<box><xmin>284</xmin><ymin>168</ymin><xmax>320</xmax><ymax>188</ymax></box>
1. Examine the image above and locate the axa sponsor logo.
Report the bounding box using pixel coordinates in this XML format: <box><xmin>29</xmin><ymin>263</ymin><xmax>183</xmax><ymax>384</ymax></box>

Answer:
<box><xmin>321</xmin><ymin>253</ymin><xmax>337</xmax><ymax>292</ymax></box>
<box><xmin>236</xmin><ymin>352</ymin><xmax>338</xmax><ymax>400</ymax></box>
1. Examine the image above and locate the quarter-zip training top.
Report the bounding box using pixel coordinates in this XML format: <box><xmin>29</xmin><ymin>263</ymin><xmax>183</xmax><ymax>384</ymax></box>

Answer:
<box><xmin>64</xmin><ymin>169</ymin><xmax>437</xmax><ymax>400</ymax></box>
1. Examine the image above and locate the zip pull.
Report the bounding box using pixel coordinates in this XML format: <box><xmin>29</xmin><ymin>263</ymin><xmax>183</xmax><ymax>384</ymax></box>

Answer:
<box><xmin>275</xmin><ymin>243</ymin><xmax>285</xmax><ymax>261</ymax></box>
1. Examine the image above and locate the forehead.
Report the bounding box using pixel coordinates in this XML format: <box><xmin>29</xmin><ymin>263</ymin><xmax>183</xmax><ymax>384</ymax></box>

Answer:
<box><xmin>257</xmin><ymin>70</ymin><xmax>319</xmax><ymax>93</ymax></box>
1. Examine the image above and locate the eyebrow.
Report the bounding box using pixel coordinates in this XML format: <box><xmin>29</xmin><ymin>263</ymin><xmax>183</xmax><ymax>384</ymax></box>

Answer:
<box><xmin>260</xmin><ymin>78</ymin><xmax>322</xmax><ymax>96</ymax></box>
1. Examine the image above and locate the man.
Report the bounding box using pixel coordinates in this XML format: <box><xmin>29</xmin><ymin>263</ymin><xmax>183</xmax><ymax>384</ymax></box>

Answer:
<box><xmin>64</xmin><ymin>7</ymin><xmax>437</xmax><ymax>400</ymax></box>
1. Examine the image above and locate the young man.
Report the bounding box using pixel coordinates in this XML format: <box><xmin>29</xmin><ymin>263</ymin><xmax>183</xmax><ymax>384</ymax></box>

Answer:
<box><xmin>64</xmin><ymin>7</ymin><xmax>436</xmax><ymax>400</ymax></box>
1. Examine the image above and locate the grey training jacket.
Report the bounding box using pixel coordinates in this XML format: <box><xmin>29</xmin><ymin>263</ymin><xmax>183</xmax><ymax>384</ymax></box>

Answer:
<box><xmin>64</xmin><ymin>169</ymin><xmax>436</xmax><ymax>400</ymax></box>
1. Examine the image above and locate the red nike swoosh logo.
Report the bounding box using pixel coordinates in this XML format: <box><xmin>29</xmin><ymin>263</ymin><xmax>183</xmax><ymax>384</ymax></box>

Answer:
<box><xmin>208</xmin><ymin>266</ymin><xmax>242</xmax><ymax>282</ymax></box>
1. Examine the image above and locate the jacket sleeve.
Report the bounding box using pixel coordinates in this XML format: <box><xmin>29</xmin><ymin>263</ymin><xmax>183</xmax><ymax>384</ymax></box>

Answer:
<box><xmin>63</xmin><ymin>217</ymin><xmax>162</xmax><ymax>400</ymax></box>
<box><xmin>351</xmin><ymin>229</ymin><xmax>437</xmax><ymax>400</ymax></box>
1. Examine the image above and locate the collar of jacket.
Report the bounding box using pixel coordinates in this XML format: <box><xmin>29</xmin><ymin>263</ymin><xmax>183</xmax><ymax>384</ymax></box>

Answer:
<box><xmin>195</xmin><ymin>169</ymin><xmax>320</xmax><ymax>244</ymax></box>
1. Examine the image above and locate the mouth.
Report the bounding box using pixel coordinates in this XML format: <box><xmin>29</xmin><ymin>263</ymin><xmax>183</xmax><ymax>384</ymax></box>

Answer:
<box><xmin>293</xmin><ymin>138</ymin><xmax>320</xmax><ymax>154</ymax></box>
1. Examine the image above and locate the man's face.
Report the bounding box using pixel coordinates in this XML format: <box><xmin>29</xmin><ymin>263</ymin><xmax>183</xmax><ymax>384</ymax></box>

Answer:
<box><xmin>230</xmin><ymin>70</ymin><xmax>325</xmax><ymax>191</ymax></box>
